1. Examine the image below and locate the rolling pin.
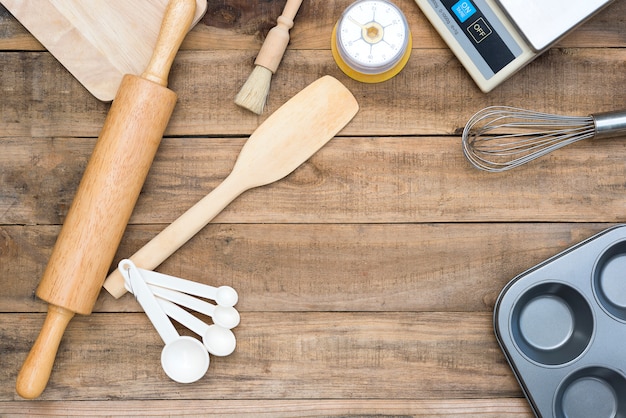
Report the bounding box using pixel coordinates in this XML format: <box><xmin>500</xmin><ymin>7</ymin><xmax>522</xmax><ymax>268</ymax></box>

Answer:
<box><xmin>15</xmin><ymin>0</ymin><xmax>196</xmax><ymax>399</ymax></box>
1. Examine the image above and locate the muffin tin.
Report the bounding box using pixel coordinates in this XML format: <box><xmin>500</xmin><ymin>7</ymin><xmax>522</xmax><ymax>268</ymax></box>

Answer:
<box><xmin>494</xmin><ymin>224</ymin><xmax>626</xmax><ymax>418</ymax></box>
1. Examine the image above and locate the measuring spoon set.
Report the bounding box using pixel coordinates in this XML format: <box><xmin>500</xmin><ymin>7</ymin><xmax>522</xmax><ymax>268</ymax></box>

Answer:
<box><xmin>95</xmin><ymin>76</ymin><xmax>359</xmax><ymax>388</ymax></box>
<box><xmin>118</xmin><ymin>259</ymin><xmax>239</xmax><ymax>383</ymax></box>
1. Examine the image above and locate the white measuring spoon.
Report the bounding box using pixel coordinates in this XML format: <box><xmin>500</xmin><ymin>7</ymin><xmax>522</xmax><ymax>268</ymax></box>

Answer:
<box><xmin>157</xmin><ymin>298</ymin><xmax>237</xmax><ymax>356</ymax></box>
<box><xmin>148</xmin><ymin>284</ymin><xmax>240</xmax><ymax>329</ymax></box>
<box><xmin>138</xmin><ymin>268</ymin><xmax>238</xmax><ymax>307</ymax></box>
<box><xmin>119</xmin><ymin>260</ymin><xmax>209</xmax><ymax>383</ymax></box>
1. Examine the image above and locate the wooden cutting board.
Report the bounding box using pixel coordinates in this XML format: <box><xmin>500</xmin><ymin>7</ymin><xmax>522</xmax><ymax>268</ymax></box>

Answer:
<box><xmin>1</xmin><ymin>0</ymin><xmax>207</xmax><ymax>101</ymax></box>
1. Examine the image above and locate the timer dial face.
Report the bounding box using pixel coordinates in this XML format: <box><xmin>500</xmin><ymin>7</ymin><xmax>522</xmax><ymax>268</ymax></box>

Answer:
<box><xmin>336</xmin><ymin>0</ymin><xmax>409</xmax><ymax>74</ymax></box>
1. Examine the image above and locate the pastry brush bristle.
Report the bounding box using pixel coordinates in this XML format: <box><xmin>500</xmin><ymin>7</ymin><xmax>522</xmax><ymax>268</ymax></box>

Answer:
<box><xmin>234</xmin><ymin>65</ymin><xmax>273</xmax><ymax>115</ymax></box>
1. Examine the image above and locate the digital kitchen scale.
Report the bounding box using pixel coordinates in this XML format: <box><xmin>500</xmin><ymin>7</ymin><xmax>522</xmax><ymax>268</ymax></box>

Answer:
<box><xmin>414</xmin><ymin>0</ymin><xmax>615</xmax><ymax>92</ymax></box>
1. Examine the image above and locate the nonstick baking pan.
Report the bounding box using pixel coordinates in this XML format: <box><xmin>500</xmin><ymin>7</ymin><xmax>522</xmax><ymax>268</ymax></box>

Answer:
<box><xmin>494</xmin><ymin>224</ymin><xmax>626</xmax><ymax>418</ymax></box>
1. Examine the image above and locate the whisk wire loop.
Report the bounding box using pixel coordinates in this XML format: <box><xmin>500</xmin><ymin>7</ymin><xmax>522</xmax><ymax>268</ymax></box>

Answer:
<box><xmin>462</xmin><ymin>106</ymin><xmax>600</xmax><ymax>172</ymax></box>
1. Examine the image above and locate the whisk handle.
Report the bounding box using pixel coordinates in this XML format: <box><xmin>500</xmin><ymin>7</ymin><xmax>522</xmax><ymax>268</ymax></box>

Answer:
<box><xmin>592</xmin><ymin>110</ymin><xmax>626</xmax><ymax>139</ymax></box>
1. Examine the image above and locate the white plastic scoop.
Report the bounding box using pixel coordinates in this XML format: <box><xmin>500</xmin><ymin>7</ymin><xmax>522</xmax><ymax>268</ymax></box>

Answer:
<box><xmin>119</xmin><ymin>260</ymin><xmax>209</xmax><ymax>383</ymax></box>
<box><xmin>119</xmin><ymin>263</ymin><xmax>240</xmax><ymax>327</ymax></box>
<box><xmin>139</xmin><ymin>268</ymin><xmax>238</xmax><ymax>307</ymax></box>
<box><xmin>148</xmin><ymin>285</ymin><xmax>240</xmax><ymax>329</ymax></box>
<box><xmin>157</xmin><ymin>298</ymin><xmax>237</xmax><ymax>356</ymax></box>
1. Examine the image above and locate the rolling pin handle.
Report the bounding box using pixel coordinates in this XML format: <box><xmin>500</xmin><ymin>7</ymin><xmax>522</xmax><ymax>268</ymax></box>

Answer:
<box><xmin>141</xmin><ymin>0</ymin><xmax>196</xmax><ymax>86</ymax></box>
<box><xmin>16</xmin><ymin>305</ymin><xmax>75</xmax><ymax>399</ymax></box>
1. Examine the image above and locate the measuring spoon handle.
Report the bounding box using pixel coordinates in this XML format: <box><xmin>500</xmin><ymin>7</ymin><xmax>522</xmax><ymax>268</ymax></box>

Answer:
<box><xmin>149</xmin><ymin>285</ymin><xmax>240</xmax><ymax>329</ymax></box>
<box><xmin>139</xmin><ymin>268</ymin><xmax>238</xmax><ymax>306</ymax></box>
<box><xmin>119</xmin><ymin>260</ymin><xmax>179</xmax><ymax>345</ymax></box>
<box><xmin>157</xmin><ymin>298</ymin><xmax>208</xmax><ymax>337</ymax></box>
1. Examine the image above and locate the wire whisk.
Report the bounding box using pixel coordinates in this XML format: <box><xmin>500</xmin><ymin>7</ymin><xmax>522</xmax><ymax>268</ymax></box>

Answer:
<box><xmin>462</xmin><ymin>106</ymin><xmax>626</xmax><ymax>172</ymax></box>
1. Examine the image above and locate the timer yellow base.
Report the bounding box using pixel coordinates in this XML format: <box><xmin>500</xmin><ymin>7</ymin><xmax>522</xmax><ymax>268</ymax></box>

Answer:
<box><xmin>331</xmin><ymin>22</ymin><xmax>412</xmax><ymax>83</ymax></box>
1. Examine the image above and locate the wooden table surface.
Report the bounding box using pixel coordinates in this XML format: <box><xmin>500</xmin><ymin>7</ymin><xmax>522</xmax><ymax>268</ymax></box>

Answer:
<box><xmin>1</xmin><ymin>1</ymin><xmax>625</xmax><ymax>416</ymax></box>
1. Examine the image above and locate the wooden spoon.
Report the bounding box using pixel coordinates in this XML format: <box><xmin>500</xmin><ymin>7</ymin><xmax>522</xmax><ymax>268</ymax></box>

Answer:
<box><xmin>103</xmin><ymin>75</ymin><xmax>359</xmax><ymax>298</ymax></box>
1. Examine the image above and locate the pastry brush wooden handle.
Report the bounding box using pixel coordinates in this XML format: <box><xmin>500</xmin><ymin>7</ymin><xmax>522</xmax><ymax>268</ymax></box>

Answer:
<box><xmin>254</xmin><ymin>0</ymin><xmax>303</xmax><ymax>73</ymax></box>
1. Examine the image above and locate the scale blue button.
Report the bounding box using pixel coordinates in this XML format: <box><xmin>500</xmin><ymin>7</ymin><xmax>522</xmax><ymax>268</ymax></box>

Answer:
<box><xmin>451</xmin><ymin>0</ymin><xmax>476</xmax><ymax>23</ymax></box>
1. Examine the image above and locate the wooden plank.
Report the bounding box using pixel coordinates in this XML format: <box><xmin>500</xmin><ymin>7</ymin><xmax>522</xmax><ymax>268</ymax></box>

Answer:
<box><xmin>1</xmin><ymin>0</ymin><xmax>625</xmax><ymax>51</ymax></box>
<box><xmin>0</xmin><ymin>398</ymin><xmax>533</xmax><ymax>417</ymax></box>
<box><xmin>0</xmin><ymin>5</ymin><xmax>43</xmax><ymax>50</ymax></box>
<box><xmin>2</xmin><ymin>136</ymin><xmax>626</xmax><ymax>225</ymax></box>
<box><xmin>1</xmin><ymin>47</ymin><xmax>625</xmax><ymax>138</ymax></box>
<box><xmin>181</xmin><ymin>0</ymin><xmax>626</xmax><ymax>50</ymax></box>
<box><xmin>1</xmin><ymin>312</ymin><xmax>521</xmax><ymax>401</ymax></box>
<box><xmin>1</xmin><ymin>223</ymin><xmax>610</xmax><ymax>313</ymax></box>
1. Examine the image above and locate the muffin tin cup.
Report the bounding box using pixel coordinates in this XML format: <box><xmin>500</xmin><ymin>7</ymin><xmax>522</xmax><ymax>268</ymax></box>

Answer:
<box><xmin>510</xmin><ymin>282</ymin><xmax>594</xmax><ymax>367</ymax></box>
<box><xmin>593</xmin><ymin>241</ymin><xmax>626</xmax><ymax>322</ymax></box>
<box><xmin>494</xmin><ymin>225</ymin><xmax>626</xmax><ymax>418</ymax></box>
<box><xmin>554</xmin><ymin>366</ymin><xmax>626</xmax><ymax>418</ymax></box>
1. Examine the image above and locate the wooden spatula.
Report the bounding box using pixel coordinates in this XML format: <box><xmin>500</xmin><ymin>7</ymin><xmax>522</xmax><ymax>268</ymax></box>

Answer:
<box><xmin>103</xmin><ymin>75</ymin><xmax>359</xmax><ymax>298</ymax></box>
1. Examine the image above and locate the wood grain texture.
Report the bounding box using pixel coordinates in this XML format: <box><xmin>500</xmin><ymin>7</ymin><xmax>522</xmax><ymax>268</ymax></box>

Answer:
<box><xmin>1</xmin><ymin>0</ymin><xmax>625</xmax><ymax>414</ymax></box>
<box><xmin>0</xmin><ymin>0</ymin><xmax>207</xmax><ymax>100</ymax></box>
<box><xmin>2</xmin><ymin>0</ymin><xmax>625</xmax><ymax>51</ymax></box>
<box><xmin>0</xmin><ymin>399</ymin><xmax>533</xmax><ymax>417</ymax></box>
<box><xmin>2</xmin><ymin>313</ymin><xmax>519</xmax><ymax>400</ymax></box>
<box><xmin>2</xmin><ymin>137</ymin><xmax>626</xmax><ymax>226</ymax></box>
<box><xmin>2</xmin><ymin>48</ymin><xmax>626</xmax><ymax>138</ymax></box>
<box><xmin>1</xmin><ymin>223</ymin><xmax>609</xmax><ymax>314</ymax></box>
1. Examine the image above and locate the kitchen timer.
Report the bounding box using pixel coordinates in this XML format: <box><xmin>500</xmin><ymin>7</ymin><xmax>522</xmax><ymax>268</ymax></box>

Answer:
<box><xmin>332</xmin><ymin>0</ymin><xmax>412</xmax><ymax>83</ymax></box>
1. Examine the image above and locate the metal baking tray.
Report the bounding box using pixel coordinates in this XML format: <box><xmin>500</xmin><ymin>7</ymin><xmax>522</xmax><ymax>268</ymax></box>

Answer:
<box><xmin>494</xmin><ymin>224</ymin><xmax>626</xmax><ymax>418</ymax></box>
